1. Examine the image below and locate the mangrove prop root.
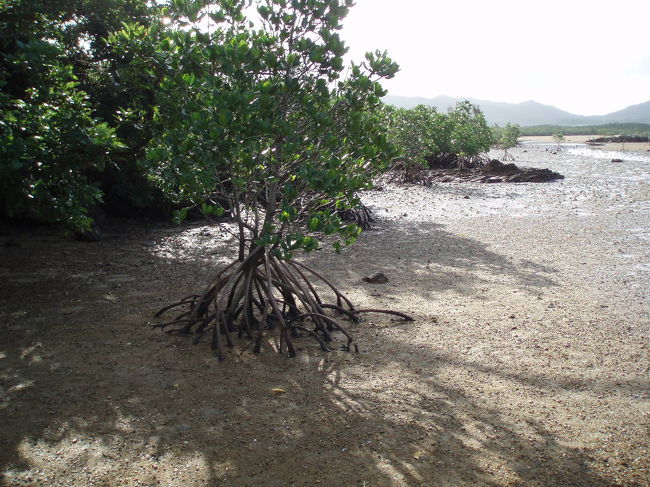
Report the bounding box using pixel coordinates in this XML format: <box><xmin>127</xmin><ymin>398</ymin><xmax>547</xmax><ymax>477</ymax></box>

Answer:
<box><xmin>154</xmin><ymin>250</ymin><xmax>411</xmax><ymax>359</ymax></box>
<box><xmin>154</xmin><ymin>295</ymin><xmax>199</xmax><ymax>317</ymax></box>
<box><xmin>319</xmin><ymin>303</ymin><xmax>361</xmax><ymax>323</ymax></box>
<box><xmin>351</xmin><ymin>309</ymin><xmax>415</xmax><ymax>321</ymax></box>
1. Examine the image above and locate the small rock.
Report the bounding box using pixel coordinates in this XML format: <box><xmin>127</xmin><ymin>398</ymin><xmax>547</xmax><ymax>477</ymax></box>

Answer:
<box><xmin>610</xmin><ymin>158</ymin><xmax>623</xmax><ymax>163</ymax></box>
<box><xmin>363</xmin><ymin>272</ymin><xmax>389</xmax><ymax>284</ymax></box>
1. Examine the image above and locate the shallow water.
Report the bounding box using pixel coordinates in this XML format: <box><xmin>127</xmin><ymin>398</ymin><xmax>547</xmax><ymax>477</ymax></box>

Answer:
<box><xmin>567</xmin><ymin>146</ymin><xmax>650</xmax><ymax>162</ymax></box>
<box><xmin>521</xmin><ymin>141</ymin><xmax>650</xmax><ymax>163</ymax></box>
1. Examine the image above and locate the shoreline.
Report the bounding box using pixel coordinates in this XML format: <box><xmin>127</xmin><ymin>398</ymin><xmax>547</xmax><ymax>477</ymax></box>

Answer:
<box><xmin>520</xmin><ymin>134</ymin><xmax>650</xmax><ymax>155</ymax></box>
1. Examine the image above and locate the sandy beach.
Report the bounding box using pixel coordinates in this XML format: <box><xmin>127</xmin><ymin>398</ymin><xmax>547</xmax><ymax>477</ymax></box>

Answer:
<box><xmin>1</xmin><ymin>144</ymin><xmax>649</xmax><ymax>486</ymax></box>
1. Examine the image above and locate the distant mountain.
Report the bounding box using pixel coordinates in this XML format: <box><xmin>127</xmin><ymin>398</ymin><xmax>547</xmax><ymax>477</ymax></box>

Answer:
<box><xmin>601</xmin><ymin>101</ymin><xmax>650</xmax><ymax>124</ymax></box>
<box><xmin>382</xmin><ymin>95</ymin><xmax>650</xmax><ymax>126</ymax></box>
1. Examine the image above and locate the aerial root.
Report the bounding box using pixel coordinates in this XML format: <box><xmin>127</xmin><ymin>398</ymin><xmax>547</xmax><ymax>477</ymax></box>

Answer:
<box><xmin>154</xmin><ymin>249</ymin><xmax>413</xmax><ymax>360</ymax></box>
<box><xmin>154</xmin><ymin>295</ymin><xmax>199</xmax><ymax>317</ymax></box>
<box><xmin>349</xmin><ymin>309</ymin><xmax>414</xmax><ymax>321</ymax></box>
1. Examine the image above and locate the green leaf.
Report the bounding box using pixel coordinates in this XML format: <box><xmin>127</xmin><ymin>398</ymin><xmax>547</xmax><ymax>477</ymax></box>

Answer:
<box><xmin>261</xmin><ymin>80</ymin><xmax>273</xmax><ymax>93</ymax></box>
<box><xmin>308</xmin><ymin>217</ymin><xmax>320</xmax><ymax>231</ymax></box>
<box><xmin>182</xmin><ymin>73</ymin><xmax>196</xmax><ymax>86</ymax></box>
<box><xmin>209</xmin><ymin>11</ymin><xmax>227</xmax><ymax>23</ymax></box>
<box><xmin>173</xmin><ymin>207</ymin><xmax>190</xmax><ymax>225</ymax></box>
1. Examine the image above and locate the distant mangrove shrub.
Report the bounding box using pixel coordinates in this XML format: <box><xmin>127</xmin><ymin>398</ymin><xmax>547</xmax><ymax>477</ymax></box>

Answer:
<box><xmin>384</xmin><ymin>100</ymin><xmax>494</xmax><ymax>180</ymax></box>
<box><xmin>552</xmin><ymin>132</ymin><xmax>565</xmax><ymax>151</ymax></box>
<box><xmin>492</xmin><ymin>122</ymin><xmax>520</xmax><ymax>160</ymax></box>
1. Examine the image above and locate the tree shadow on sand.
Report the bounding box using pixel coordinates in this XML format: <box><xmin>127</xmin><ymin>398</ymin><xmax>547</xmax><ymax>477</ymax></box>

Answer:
<box><xmin>0</xmin><ymin>221</ymin><xmax>631</xmax><ymax>486</ymax></box>
<box><xmin>306</xmin><ymin>219</ymin><xmax>559</xmax><ymax>314</ymax></box>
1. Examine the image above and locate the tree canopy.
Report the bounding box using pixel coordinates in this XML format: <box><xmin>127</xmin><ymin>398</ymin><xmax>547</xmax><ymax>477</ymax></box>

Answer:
<box><xmin>110</xmin><ymin>0</ymin><xmax>399</xmax><ymax>257</ymax></box>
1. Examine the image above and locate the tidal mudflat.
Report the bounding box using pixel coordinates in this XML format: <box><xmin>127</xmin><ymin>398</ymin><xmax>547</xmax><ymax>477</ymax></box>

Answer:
<box><xmin>1</xmin><ymin>144</ymin><xmax>648</xmax><ymax>486</ymax></box>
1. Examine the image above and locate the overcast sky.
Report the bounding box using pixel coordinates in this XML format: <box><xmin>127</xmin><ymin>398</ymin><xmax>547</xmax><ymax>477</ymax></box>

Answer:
<box><xmin>339</xmin><ymin>0</ymin><xmax>650</xmax><ymax>115</ymax></box>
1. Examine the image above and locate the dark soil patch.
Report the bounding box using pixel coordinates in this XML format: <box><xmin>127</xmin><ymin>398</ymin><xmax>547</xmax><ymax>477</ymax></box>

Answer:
<box><xmin>428</xmin><ymin>159</ymin><xmax>564</xmax><ymax>184</ymax></box>
<box><xmin>587</xmin><ymin>135</ymin><xmax>648</xmax><ymax>144</ymax></box>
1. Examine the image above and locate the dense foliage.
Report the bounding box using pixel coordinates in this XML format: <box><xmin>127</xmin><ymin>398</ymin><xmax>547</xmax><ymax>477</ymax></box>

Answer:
<box><xmin>383</xmin><ymin>104</ymin><xmax>446</xmax><ymax>168</ymax></box>
<box><xmin>0</xmin><ymin>0</ymin><xmax>163</xmax><ymax>229</ymax></box>
<box><xmin>384</xmin><ymin>101</ymin><xmax>494</xmax><ymax>178</ymax></box>
<box><xmin>446</xmin><ymin>100</ymin><xmax>494</xmax><ymax>162</ymax></box>
<box><xmin>2</xmin><ymin>0</ymin><xmax>507</xmax><ymax>232</ymax></box>
<box><xmin>0</xmin><ymin>55</ymin><xmax>122</xmax><ymax>229</ymax></box>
